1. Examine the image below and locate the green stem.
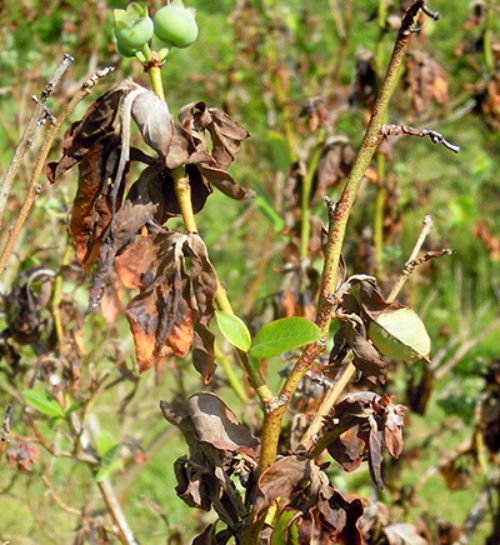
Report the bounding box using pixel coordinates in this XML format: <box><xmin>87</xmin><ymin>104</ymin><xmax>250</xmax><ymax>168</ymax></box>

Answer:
<box><xmin>172</xmin><ymin>167</ymin><xmax>198</xmax><ymax>233</ymax></box>
<box><xmin>148</xmin><ymin>65</ymin><xmax>166</xmax><ymax>102</ymax></box>
<box><xmin>252</xmin><ymin>0</ymin><xmax>428</xmax><ymax>491</ymax></box>
<box><xmin>215</xmin><ymin>344</ymin><xmax>248</xmax><ymax>402</ymax></box>
<box><xmin>300</xmin><ymin>130</ymin><xmax>325</xmax><ymax>260</ymax></box>
<box><xmin>272</xmin><ymin>70</ymin><xmax>299</xmax><ymax>163</ymax></box>
<box><xmin>215</xmin><ymin>285</ymin><xmax>274</xmax><ymax>405</ymax></box>
<box><xmin>373</xmin><ymin>0</ymin><xmax>388</xmax><ymax>274</ymax></box>
<box><xmin>52</xmin><ymin>242</ymin><xmax>73</xmax><ymax>348</ymax></box>
<box><xmin>484</xmin><ymin>0</ymin><xmax>495</xmax><ymax>76</ymax></box>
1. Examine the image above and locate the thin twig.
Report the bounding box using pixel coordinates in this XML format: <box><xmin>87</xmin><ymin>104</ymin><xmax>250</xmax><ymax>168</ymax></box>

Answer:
<box><xmin>40</xmin><ymin>473</ymin><xmax>82</xmax><ymax>516</ymax></box>
<box><xmin>98</xmin><ymin>481</ymin><xmax>139</xmax><ymax>545</ymax></box>
<box><xmin>0</xmin><ymin>54</ymin><xmax>74</xmax><ymax>228</ymax></box>
<box><xmin>434</xmin><ymin>318</ymin><xmax>500</xmax><ymax>380</ymax></box>
<box><xmin>413</xmin><ymin>437</ymin><xmax>472</xmax><ymax>493</ymax></box>
<box><xmin>298</xmin><ymin>358</ymin><xmax>356</xmax><ymax>451</ymax></box>
<box><xmin>380</xmin><ymin>124</ymin><xmax>461</xmax><ymax>153</ymax></box>
<box><xmin>387</xmin><ymin>215</ymin><xmax>433</xmax><ymax>303</ymax></box>
<box><xmin>0</xmin><ymin>66</ymin><xmax>114</xmax><ymax>274</ymax></box>
<box><xmin>0</xmin><ymin>401</ymin><xmax>14</xmax><ymax>462</ymax></box>
<box><xmin>85</xmin><ymin>413</ymin><xmax>140</xmax><ymax>545</ymax></box>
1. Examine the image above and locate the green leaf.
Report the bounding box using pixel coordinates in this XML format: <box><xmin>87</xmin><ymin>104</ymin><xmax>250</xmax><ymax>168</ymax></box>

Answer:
<box><xmin>95</xmin><ymin>458</ymin><xmax>124</xmax><ymax>482</ymax></box>
<box><xmin>368</xmin><ymin>307</ymin><xmax>431</xmax><ymax>361</ymax></box>
<box><xmin>96</xmin><ymin>430</ymin><xmax>116</xmax><ymax>457</ymax></box>
<box><xmin>64</xmin><ymin>400</ymin><xmax>84</xmax><ymax>417</ymax></box>
<box><xmin>249</xmin><ymin>317</ymin><xmax>321</xmax><ymax>360</ymax></box>
<box><xmin>271</xmin><ymin>511</ymin><xmax>299</xmax><ymax>545</ymax></box>
<box><xmin>101</xmin><ymin>444</ymin><xmax>122</xmax><ymax>468</ymax></box>
<box><xmin>215</xmin><ymin>311</ymin><xmax>252</xmax><ymax>352</ymax></box>
<box><xmin>48</xmin><ymin>416</ymin><xmax>64</xmax><ymax>429</ymax></box>
<box><xmin>22</xmin><ymin>389</ymin><xmax>65</xmax><ymax>418</ymax></box>
<box><xmin>266</xmin><ymin>130</ymin><xmax>291</xmax><ymax>172</ymax></box>
<box><xmin>95</xmin><ymin>433</ymin><xmax>123</xmax><ymax>483</ymax></box>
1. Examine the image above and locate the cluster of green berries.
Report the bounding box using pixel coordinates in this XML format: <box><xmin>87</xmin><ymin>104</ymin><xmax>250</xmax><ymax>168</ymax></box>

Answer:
<box><xmin>114</xmin><ymin>1</ymin><xmax>198</xmax><ymax>59</ymax></box>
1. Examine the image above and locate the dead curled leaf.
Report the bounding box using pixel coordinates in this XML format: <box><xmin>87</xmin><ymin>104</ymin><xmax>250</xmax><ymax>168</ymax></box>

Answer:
<box><xmin>46</xmin><ymin>83</ymin><xmax>134</xmax><ymax>183</ymax></box>
<box><xmin>4</xmin><ymin>268</ymin><xmax>53</xmax><ymax>346</ymax></box>
<box><xmin>187</xmin><ymin>393</ymin><xmax>259</xmax><ymax>455</ymax></box>
<box><xmin>46</xmin><ymin>80</ymin><xmax>253</xmax><ymax>380</ymax></box>
<box><xmin>179</xmin><ymin>101</ymin><xmax>250</xmax><ymax>170</ymax></box>
<box><xmin>404</xmin><ymin>49</ymin><xmax>448</xmax><ymax>114</ymax></box>
<box><xmin>115</xmin><ymin>232</ymin><xmax>218</xmax><ymax>379</ymax></box>
<box><xmin>160</xmin><ymin>394</ymin><xmax>256</xmax><ymax>531</ymax></box>
<box><xmin>254</xmin><ymin>455</ymin><xmax>364</xmax><ymax>545</ymax></box>
<box><xmin>323</xmin><ymin>393</ymin><xmax>406</xmax><ymax>489</ymax></box>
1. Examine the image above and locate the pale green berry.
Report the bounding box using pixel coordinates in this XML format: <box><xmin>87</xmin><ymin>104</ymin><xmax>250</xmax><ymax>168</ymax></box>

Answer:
<box><xmin>153</xmin><ymin>2</ymin><xmax>199</xmax><ymax>49</ymax></box>
<box><xmin>114</xmin><ymin>3</ymin><xmax>153</xmax><ymax>53</ymax></box>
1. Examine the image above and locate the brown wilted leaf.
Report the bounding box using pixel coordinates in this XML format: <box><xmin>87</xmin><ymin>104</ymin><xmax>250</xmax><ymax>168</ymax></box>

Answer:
<box><xmin>160</xmin><ymin>397</ymin><xmax>252</xmax><ymax>530</ymax></box>
<box><xmin>474</xmin><ymin>75</ymin><xmax>500</xmax><ymax>132</ymax></box>
<box><xmin>192</xmin><ymin>525</ymin><xmax>217</xmax><ymax>545</ymax></box>
<box><xmin>114</xmin><ymin>235</ymin><xmax>159</xmax><ymax>289</ymax></box>
<box><xmin>324</xmin><ymin>392</ymin><xmax>406</xmax><ymax>489</ymax></box>
<box><xmin>383</xmin><ymin>400</ymin><xmax>405</xmax><ymax>459</ymax></box>
<box><xmin>255</xmin><ymin>455</ymin><xmax>364</xmax><ymax>545</ymax></box>
<box><xmin>4</xmin><ymin>268</ymin><xmax>53</xmax><ymax>345</ymax></box>
<box><xmin>406</xmin><ymin>364</ymin><xmax>434</xmax><ymax>414</ymax></box>
<box><xmin>165</xmin><ymin>123</ymin><xmax>212</xmax><ymax>170</ymax></box>
<box><xmin>187</xmin><ymin>235</ymin><xmax>218</xmax><ymax>382</ymax></box>
<box><xmin>344</xmin><ymin>321</ymin><xmax>387</xmax><ymax>384</ymax></box>
<box><xmin>115</xmin><ymin>232</ymin><xmax>218</xmax><ymax>379</ymax></box>
<box><xmin>127</xmin><ymin>163</ymin><xmax>212</xmax><ymax>222</ymax></box>
<box><xmin>187</xmin><ymin>393</ymin><xmax>259</xmax><ymax>455</ymax></box>
<box><xmin>179</xmin><ymin>101</ymin><xmax>250</xmax><ymax>170</ymax></box>
<box><xmin>314</xmin><ymin>139</ymin><xmax>355</xmax><ymax>198</ymax></box>
<box><xmin>318</xmin><ymin>491</ymin><xmax>364</xmax><ymax>545</ymax></box>
<box><xmin>69</xmin><ymin>135</ymin><xmax>119</xmax><ymax>267</ymax></box>
<box><xmin>86</xmin><ymin>197</ymin><xmax>159</xmax><ymax>312</ymax></box>
<box><xmin>47</xmin><ymin>84</ymin><xmax>133</xmax><ymax>183</ymax></box>
<box><xmin>368</xmin><ymin>414</ymin><xmax>385</xmax><ymax>490</ymax></box>
<box><xmin>474</xmin><ymin>220</ymin><xmax>500</xmax><ymax>261</ymax></box>
<box><xmin>404</xmin><ymin>49</ymin><xmax>448</xmax><ymax>114</ymax></box>
<box><xmin>300</xmin><ymin>96</ymin><xmax>334</xmax><ymax>133</ymax></box>
<box><xmin>329</xmin><ymin>289</ymin><xmax>387</xmax><ymax>383</ymax></box>
<box><xmin>124</xmin><ymin>239</ymin><xmax>192</xmax><ymax>372</ymax></box>
<box><xmin>99</xmin><ymin>274</ymin><xmax>123</xmax><ymax>326</ymax></box>
<box><xmin>254</xmin><ymin>455</ymin><xmax>330</xmax><ymax>518</ymax></box>
<box><xmin>478</xmin><ymin>359</ymin><xmax>500</xmax><ymax>453</ymax></box>
<box><xmin>198</xmin><ymin>165</ymin><xmax>255</xmax><ymax>201</ymax></box>
<box><xmin>350</xmin><ymin>49</ymin><xmax>377</xmax><ymax>109</ymax></box>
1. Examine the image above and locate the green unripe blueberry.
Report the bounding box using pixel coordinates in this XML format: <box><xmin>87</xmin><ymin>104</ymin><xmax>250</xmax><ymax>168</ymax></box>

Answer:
<box><xmin>115</xmin><ymin>38</ymin><xmax>137</xmax><ymax>58</ymax></box>
<box><xmin>153</xmin><ymin>1</ymin><xmax>199</xmax><ymax>49</ymax></box>
<box><xmin>114</xmin><ymin>3</ymin><xmax>153</xmax><ymax>52</ymax></box>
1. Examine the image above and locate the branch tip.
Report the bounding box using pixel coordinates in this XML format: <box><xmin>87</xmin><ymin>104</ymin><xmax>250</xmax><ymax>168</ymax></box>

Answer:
<box><xmin>381</xmin><ymin>124</ymin><xmax>460</xmax><ymax>153</ymax></box>
<box><xmin>422</xmin><ymin>4</ymin><xmax>440</xmax><ymax>21</ymax></box>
